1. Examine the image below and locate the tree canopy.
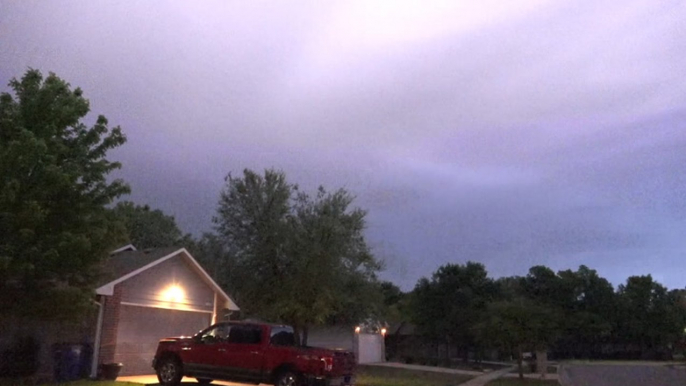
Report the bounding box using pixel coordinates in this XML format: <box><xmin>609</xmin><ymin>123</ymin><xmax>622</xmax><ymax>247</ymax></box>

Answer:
<box><xmin>474</xmin><ymin>298</ymin><xmax>561</xmax><ymax>378</ymax></box>
<box><xmin>410</xmin><ymin>262</ymin><xmax>498</xmax><ymax>359</ymax></box>
<box><xmin>211</xmin><ymin>169</ymin><xmax>382</xmax><ymax>344</ymax></box>
<box><xmin>112</xmin><ymin>201</ymin><xmax>194</xmax><ymax>250</ymax></box>
<box><xmin>0</xmin><ymin>70</ymin><xmax>129</xmax><ymax>319</ymax></box>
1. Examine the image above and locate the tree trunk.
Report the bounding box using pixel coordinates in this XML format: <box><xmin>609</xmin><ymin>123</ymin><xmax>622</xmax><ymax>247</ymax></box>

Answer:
<box><xmin>293</xmin><ymin>325</ymin><xmax>302</xmax><ymax>346</ymax></box>
<box><xmin>517</xmin><ymin>346</ymin><xmax>524</xmax><ymax>380</ymax></box>
<box><xmin>302</xmin><ymin>325</ymin><xmax>309</xmax><ymax>347</ymax></box>
<box><xmin>445</xmin><ymin>337</ymin><xmax>451</xmax><ymax>364</ymax></box>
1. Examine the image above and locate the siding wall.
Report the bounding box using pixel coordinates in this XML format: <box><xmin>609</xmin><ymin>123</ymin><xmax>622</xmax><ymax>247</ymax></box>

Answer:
<box><xmin>119</xmin><ymin>254</ymin><xmax>214</xmax><ymax>312</ymax></box>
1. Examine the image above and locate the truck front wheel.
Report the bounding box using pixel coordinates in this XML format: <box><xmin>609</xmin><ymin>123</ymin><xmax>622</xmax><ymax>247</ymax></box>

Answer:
<box><xmin>156</xmin><ymin>356</ymin><xmax>183</xmax><ymax>386</ymax></box>
<box><xmin>274</xmin><ymin>371</ymin><xmax>300</xmax><ymax>386</ymax></box>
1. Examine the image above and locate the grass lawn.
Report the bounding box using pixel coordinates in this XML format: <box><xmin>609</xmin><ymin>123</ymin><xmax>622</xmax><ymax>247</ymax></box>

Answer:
<box><xmin>0</xmin><ymin>381</ymin><xmax>139</xmax><ymax>386</ymax></box>
<box><xmin>486</xmin><ymin>379</ymin><xmax>559</xmax><ymax>386</ymax></box>
<box><xmin>356</xmin><ymin>365</ymin><xmax>474</xmax><ymax>386</ymax></box>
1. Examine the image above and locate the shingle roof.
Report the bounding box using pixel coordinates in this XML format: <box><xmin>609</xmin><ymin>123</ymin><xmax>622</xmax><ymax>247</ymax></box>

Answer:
<box><xmin>97</xmin><ymin>246</ymin><xmax>182</xmax><ymax>287</ymax></box>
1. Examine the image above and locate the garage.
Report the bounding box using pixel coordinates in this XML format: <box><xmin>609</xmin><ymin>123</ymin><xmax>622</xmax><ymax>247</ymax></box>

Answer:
<box><xmin>93</xmin><ymin>246</ymin><xmax>239</xmax><ymax>376</ymax></box>
<box><xmin>114</xmin><ymin>306</ymin><xmax>211</xmax><ymax>375</ymax></box>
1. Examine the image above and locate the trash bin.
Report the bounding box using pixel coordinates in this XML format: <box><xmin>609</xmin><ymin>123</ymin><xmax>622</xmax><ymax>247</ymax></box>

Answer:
<box><xmin>53</xmin><ymin>343</ymin><xmax>90</xmax><ymax>382</ymax></box>
<box><xmin>99</xmin><ymin>362</ymin><xmax>123</xmax><ymax>380</ymax></box>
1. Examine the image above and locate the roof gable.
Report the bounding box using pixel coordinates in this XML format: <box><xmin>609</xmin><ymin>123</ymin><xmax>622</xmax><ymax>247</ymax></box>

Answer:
<box><xmin>96</xmin><ymin>247</ymin><xmax>239</xmax><ymax>311</ymax></box>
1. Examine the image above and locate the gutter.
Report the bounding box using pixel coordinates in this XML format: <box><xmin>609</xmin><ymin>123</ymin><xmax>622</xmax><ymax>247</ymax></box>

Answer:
<box><xmin>90</xmin><ymin>295</ymin><xmax>105</xmax><ymax>378</ymax></box>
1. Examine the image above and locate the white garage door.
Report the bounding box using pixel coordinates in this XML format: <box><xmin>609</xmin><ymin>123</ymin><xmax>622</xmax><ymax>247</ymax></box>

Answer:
<box><xmin>357</xmin><ymin>333</ymin><xmax>384</xmax><ymax>364</ymax></box>
<box><xmin>114</xmin><ymin>305</ymin><xmax>212</xmax><ymax>375</ymax></box>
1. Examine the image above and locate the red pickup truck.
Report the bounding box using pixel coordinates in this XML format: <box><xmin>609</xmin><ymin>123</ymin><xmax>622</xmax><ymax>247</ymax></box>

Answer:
<box><xmin>152</xmin><ymin>321</ymin><xmax>356</xmax><ymax>386</ymax></box>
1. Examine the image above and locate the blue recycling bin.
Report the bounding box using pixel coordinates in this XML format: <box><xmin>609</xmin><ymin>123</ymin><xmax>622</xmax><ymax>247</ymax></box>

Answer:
<box><xmin>53</xmin><ymin>343</ymin><xmax>91</xmax><ymax>382</ymax></box>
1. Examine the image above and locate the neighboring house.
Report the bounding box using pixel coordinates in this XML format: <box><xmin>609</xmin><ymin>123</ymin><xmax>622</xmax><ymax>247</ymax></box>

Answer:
<box><xmin>92</xmin><ymin>245</ymin><xmax>239</xmax><ymax>376</ymax></box>
<box><xmin>308</xmin><ymin>323</ymin><xmax>386</xmax><ymax>364</ymax></box>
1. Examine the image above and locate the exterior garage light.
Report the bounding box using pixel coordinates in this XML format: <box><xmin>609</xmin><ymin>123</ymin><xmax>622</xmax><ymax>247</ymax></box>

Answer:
<box><xmin>162</xmin><ymin>284</ymin><xmax>185</xmax><ymax>303</ymax></box>
<box><xmin>381</xmin><ymin>328</ymin><xmax>387</xmax><ymax>336</ymax></box>
<box><xmin>354</xmin><ymin>326</ymin><xmax>361</xmax><ymax>333</ymax></box>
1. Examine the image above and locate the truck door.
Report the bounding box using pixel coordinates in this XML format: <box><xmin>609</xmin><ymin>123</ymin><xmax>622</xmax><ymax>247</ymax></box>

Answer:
<box><xmin>185</xmin><ymin>323</ymin><xmax>231</xmax><ymax>379</ymax></box>
<box><xmin>216</xmin><ymin>324</ymin><xmax>265</xmax><ymax>382</ymax></box>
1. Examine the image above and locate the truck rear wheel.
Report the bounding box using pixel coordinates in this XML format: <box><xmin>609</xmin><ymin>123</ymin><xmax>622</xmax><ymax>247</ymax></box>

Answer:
<box><xmin>274</xmin><ymin>371</ymin><xmax>300</xmax><ymax>386</ymax></box>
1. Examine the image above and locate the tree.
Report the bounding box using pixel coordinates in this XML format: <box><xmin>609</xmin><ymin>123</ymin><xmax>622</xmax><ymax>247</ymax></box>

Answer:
<box><xmin>410</xmin><ymin>262</ymin><xmax>498</xmax><ymax>361</ymax></box>
<box><xmin>554</xmin><ymin>266</ymin><xmax>615</xmax><ymax>358</ymax></box>
<box><xmin>379</xmin><ymin>281</ymin><xmax>409</xmax><ymax>325</ymax></box>
<box><xmin>213</xmin><ymin>169</ymin><xmax>382</xmax><ymax>344</ymax></box>
<box><xmin>517</xmin><ymin>265</ymin><xmax>617</xmax><ymax>359</ymax></box>
<box><xmin>0</xmin><ymin>70</ymin><xmax>129</xmax><ymax>320</ymax></box>
<box><xmin>474</xmin><ymin>298</ymin><xmax>561</xmax><ymax>379</ymax></box>
<box><xmin>112</xmin><ymin>201</ymin><xmax>195</xmax><ymax>250</ymax></box>
<box><xmin>615</xmin><ymin>275</ymin><xmax>686</xmax><ymax>358</ymax></box>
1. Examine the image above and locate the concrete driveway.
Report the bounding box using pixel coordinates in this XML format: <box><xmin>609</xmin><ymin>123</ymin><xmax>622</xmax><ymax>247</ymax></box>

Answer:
<box><xmin>559</xmin><ymin>364</ymin><xmax>686</xmax><ymax>386</ymax></box>
<box><xmin>117</xmin><ymin>374</ymin><xmax>250</xmax><ymax>385</ymax></box>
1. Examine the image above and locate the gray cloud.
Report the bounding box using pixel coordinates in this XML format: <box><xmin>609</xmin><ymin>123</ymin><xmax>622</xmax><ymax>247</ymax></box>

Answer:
<box><xmin>1</xmin><ymin>0</ymin><xmax>685</xmax><ymax>290</ymax></box>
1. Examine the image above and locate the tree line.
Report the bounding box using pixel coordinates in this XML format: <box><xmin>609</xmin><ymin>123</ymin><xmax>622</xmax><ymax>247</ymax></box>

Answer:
<box><xmin>399</xmin><ymin>262</ymin><xmax>686</xmax><ymax>376</ymax></box>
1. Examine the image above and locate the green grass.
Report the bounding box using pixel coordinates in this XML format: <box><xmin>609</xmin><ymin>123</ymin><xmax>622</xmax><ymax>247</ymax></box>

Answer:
<box><xmin>0</xmin><ymin>381</ymin><xmax>138</xmax><ymax>386</ymax></box>
<box><xmin>356</xmin><ymin>365</ymin><xmax>474</xmax><ymax>386</ymax></box>
<box><xmin>486</xmin><ymin>379</ymin><xmax>559</xmax><ymax>386</ymax></box>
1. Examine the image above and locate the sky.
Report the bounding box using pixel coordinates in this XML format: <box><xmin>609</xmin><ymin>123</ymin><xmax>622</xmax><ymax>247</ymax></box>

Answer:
<box><xmin>1</xmin><ymin>1</ymin><xmax>685</xmax><ymax>290</ymax></box>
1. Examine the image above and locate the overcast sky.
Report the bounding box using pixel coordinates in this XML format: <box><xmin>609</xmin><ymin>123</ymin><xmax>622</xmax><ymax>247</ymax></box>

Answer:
<box><xmin>2</xmin><ymin>1</ymin><xmax>685</xmax><ymax>290</ymax></box>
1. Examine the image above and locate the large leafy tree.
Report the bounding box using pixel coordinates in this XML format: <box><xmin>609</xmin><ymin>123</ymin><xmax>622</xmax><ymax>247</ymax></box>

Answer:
<box><xmin>519</xmin><ymin>265</ymin><xmax>616</xmax><ymax>359</ymax></box>
<box><xmin>615</xmin><ymin>275</ymin><xmax>686</xmax><ymax>357</ymax></box>
<box><xmin>379</xmin><ymin>281</ymin><xmax>409</xmax><ymax>325</ymax></box>
<box><xmin>213</xmin><ymin>169</ymin><xmax>381</xmax><ymax>344</ymax></box>
<box><xmin>410</xmin><ymin>262</ymin><xmax>498</xmax><ymax>361</ymax></box>
<box><xmin>474</xmin><ymin>298</ymin><xmax>561</xmax><ymax>378</ymax></box>
<box><xmin>112</xmin><ymin>201</ymin><xmax>195</xmax><ymax>250</ymax></box>
<box><xmin>554</xmin><ymin>266</ymin><xmax>616</xmax><ymax>358</ymax></box>
<box><xmin>0</xmin><ymin>70</ymin><xmax>129</xmax><ymax>319</ymax></box>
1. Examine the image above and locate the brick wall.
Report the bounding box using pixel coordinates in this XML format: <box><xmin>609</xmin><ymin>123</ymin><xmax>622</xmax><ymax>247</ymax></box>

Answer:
<box><xmin>98</xmin><ymin>284</ymin><xmax>122</xmax><ymax>365</ymax></box>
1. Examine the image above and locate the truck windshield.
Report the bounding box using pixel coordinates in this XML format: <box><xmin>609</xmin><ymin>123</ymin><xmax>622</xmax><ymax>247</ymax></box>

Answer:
<box><xmin>270</xmin><ymin>326</ymin><xmax>296</xmax><ymax>346</ymax></box>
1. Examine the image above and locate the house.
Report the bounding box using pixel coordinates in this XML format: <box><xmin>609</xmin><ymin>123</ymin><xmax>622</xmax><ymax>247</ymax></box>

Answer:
<box><xmin>92</xmin><ymin>245</ymin><xmax>239</xmax><ymax>376</ymax></box>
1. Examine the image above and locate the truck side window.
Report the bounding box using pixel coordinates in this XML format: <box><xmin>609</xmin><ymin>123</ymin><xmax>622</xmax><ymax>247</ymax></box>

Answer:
<box><xmin>228</xmin><ymin>325</ymin><xmax>262</xmax><ymax>344</ymax></box>
<box><xmin>201</xmin><ymin>324</ymin><xmax>231</xmax><ymax>344</ymax></box>
<box><xmin>270</xmin><ymin>326</ymin><xmax>296</xmax><ymax>346</ymax></box>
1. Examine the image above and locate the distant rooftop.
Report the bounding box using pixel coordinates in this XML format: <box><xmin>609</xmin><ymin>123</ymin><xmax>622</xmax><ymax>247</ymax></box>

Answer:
<box><xmin>98</xmin><ymin>246</ymin><xmax>182</xmax><ymax>286</ymax></box>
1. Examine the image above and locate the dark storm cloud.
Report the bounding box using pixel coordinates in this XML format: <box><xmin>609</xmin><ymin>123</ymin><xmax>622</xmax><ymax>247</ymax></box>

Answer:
<box><xmin>1</xmin><ymin>0</ymin><xmax>685</xmax><ymax>289</ymax></box>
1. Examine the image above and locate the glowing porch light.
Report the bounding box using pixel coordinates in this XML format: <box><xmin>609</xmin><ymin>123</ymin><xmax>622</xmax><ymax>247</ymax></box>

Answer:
<box><xmin>162</xmin><ymin>284</ymin><xmax>185</xmax><ymax>303</ymax></box>
<box><xmin>354</xmin><ymin>326</ymin><xmax>361</xmax><ymax>333</ymax></box>
<box><xmin>381</xmin><ymin>328</ymin><xmax>387</xmax><ymax>335</ymax></box>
